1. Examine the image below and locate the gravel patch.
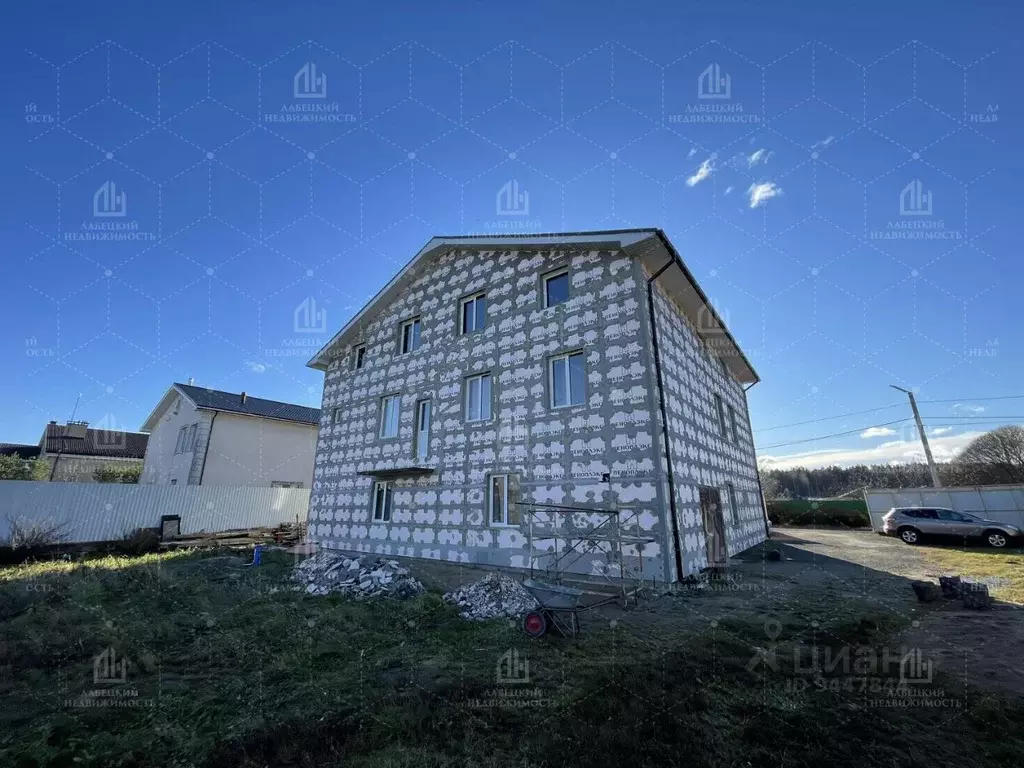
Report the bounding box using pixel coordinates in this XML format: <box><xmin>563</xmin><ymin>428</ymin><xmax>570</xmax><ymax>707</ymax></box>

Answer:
<box><xmin>443</xmin><ymin>573</ymin><xmax>538</xmax><ymax>620</ymax></box>
<box><xmin>293</xmin><ymin>551</ymin><xmax>424</xmax><ymax>599</ymax></box>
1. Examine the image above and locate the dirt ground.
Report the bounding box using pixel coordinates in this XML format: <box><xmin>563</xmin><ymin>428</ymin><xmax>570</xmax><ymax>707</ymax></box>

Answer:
<box><xmin>324</xmin><ymin>527</ymin><xmax>1024</xmax><ymax>698</ymax></box>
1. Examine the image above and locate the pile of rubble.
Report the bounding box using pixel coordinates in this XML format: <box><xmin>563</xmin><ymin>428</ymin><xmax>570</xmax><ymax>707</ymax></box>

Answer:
<box><xmin>293</xmin><ymin>551</ymin><xmax>424</xmax><ymax>600</ymax></box>
<box><xmin>443</xmin><ymin>573</ymin><xmax>539</xmax><ymax>620</ymax></box>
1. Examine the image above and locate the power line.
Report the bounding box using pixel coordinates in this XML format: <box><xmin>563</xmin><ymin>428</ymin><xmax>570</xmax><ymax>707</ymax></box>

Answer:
<box><xmin>755</xmin><ymin>419</ymin><xmax>912</xmax><ymax>450</ymax></box>
<box><xmin>756</xmin><ymin>417</ymin><xmax>1024</xmax><ymax>452</ymax></box>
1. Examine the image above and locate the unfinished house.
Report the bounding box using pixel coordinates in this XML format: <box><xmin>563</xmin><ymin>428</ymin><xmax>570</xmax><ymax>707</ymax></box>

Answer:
<box><xmin>306</xmin><ymin>230</ymin><xmax>767</xmax><ymax>584</ymax></box>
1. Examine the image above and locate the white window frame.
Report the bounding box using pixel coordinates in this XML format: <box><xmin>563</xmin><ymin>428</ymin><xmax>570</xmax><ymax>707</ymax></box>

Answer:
<box><xmin>464</xmin><ymin>373</ymin><xmax>492</xmax><ymax>423</ymax></box>
<box><xmin>379</xmin><ymin>395</ymin><xmax>401</xmax><ymax>438</ymax></box>
<box><xmin>371</xmin><ymin>481</ymin><xmax>392</xmax><ymax>522</ymax></box>
<box><xmin>414</xmin><ymin>399</ymin><xmax>431</xmax><ymax>460</ymax></box>
<box><xmin>726</xmin><ymin>482</ymin><xmax>739</xmax><ymax>525</ymax></box>
<box><xmin>399</xmin><ymin>318</ymin><xmax>421</xmax><ymax>355</ymax></box>
<box><xmin>353</xmin><ymin>344</ymin><xmax>366</xmax><ymax>370</ymax></box>
<box><xmin>542</xmin><ymin>268</ymin><xmax>570</xmax><ymax>309</ymax></box>
<box><xmin>460</xmin><ymin>292</ymin><xmax>486</xmax><ymax>334</ymax></box>
<box><xmin>489</xmin><ymin>474</ymin><xmax>510</xmax><ymax>526</ymax></box>
<box><xmin>548</xmin><ymin>350</ymin><xmax>586</xmax><ymax>409</ymax></box>
<box><xmin>714</xmin><ymin>394</ymin><xmax>727</xmax><ymax>436</ymax></box>
<box><xmin>186</xmin><ymin>423</ymin><xmax>198</xmax><ymax>452</ymax></box>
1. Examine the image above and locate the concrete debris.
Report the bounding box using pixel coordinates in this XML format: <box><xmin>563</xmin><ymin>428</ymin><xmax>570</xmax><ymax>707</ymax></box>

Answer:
<box><xmin>443</xmin><ymin>573</ymin><xmax>539</xmax><ymax>620</ymax></box>
<box><xmin>292</xmin><ymin>551</ymin><xmax>423</xmax><ymax>600</ymax></box>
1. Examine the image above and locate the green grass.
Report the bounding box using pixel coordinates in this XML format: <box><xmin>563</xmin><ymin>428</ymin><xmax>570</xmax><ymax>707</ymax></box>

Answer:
<box><xmin>1</xmin><ymin>549</ymin><xmax>1023</xmax><ymax>768</ymax></box>
<box><xmin>920</xmin><ymin>545</ymin><xmax>1024</xmax><ymax>603</ymax></box>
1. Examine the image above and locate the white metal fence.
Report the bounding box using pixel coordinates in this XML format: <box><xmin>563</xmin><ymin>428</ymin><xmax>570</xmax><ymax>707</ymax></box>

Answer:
<box><xmin>863</xmin><ymin>485</ymin><xmax>1024</xmax><ymax>531</ymax></box>
<box><xmin>0</xmin><ymin>482</ymin><xmax>310</xmax><ymax>544</ymax></box>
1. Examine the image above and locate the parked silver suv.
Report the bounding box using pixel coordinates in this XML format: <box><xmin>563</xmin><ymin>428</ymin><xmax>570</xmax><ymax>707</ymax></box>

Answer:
<box><xmin>881</xmin><ymin>507</ymin><xmax>1021</xmax><ymax>548</ymax></box>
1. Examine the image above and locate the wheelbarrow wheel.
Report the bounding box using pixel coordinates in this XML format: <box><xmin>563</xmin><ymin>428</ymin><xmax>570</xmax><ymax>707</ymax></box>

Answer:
<box><xmin>523</xmin><ymin>610</ymin><xmax>548</xmax><ymax>638</ymax></box>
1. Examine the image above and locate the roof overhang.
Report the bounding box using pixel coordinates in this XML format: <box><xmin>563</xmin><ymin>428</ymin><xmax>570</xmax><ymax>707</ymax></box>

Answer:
<box><xmin>306</xmin><ymin>229</ymin><xmax>759</xmax><ymax>385</ymax></box>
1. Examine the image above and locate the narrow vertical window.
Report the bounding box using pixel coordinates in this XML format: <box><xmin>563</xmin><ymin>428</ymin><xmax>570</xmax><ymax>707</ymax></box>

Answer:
<box><xmin>490</xmin><ymin>474</ymin><xmax>509</xmax><ymax>525</ymax></box>
<box><xmin>400</xmin><ymin>318</ymin><xmax>421</xmax><ymax>354</ymax></box>
<box><xmin>549</xmin><ymin>351</ymin><xmax>586</xmax><ymax>408</ymax></box>
<box><xmin>728</xmin><ymin>405</ymin><xmax>738</xmax><ymax>443</ymax></box>
<box><xmin>379</xmin><ymin>395</ymin><xmax>401</xmax><ymax>438</ymax></box>
<box><xmin>415</xmin><ymin>400</ymin><xmax>431</xmax><ymax>460</ymax></box>
<box><xmin>726</xmin><ymin>482</ymin><xmax>739</xmax><ymax>525</ymax></box>
<box><xmin>461</xmin><ymin>293</ymin><xmax>487</xmax><ymax>334</ymax></box>
<box><xmin>372</xmin><ymin>481</ymin><xmax>392</xmax><ymax>522</ymax></box>
<box><xmin>714</xmin><ymin>394</ymin><xmax>727</xmax><ymax>436</ymax></box>
<box><xmin>331</xmin><ymin>407</ymin><xmax>343</xmax><ymax>424</ymax></box>
<box><xmin>187</xmin><ymin>423</ymin><xmax>197</xmax><ymax>451</ymax></box>
<box><xmin>465</xmin><ymin>373</ymin><xmax>492</xmax><ymax>422</ymax></box>
<box><xmin>353</xmin><ymin>345</ymin><xmax>366</xmax><ymax>370</ymax></box>
<box><xmin>543</xmin><ymin>269</ymin><xmax>570</xmax><ymax>308</ymax></box>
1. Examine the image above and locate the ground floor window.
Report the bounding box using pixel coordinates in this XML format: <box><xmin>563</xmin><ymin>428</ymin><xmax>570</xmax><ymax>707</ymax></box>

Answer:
<box><xmin>489</xmin><ymin>473</ymin><xmax>520</xmax><ymax>526</ymax></box>
<box><xmin>371</xmin><ymin>481</ymin><xmax>392</xmax><ymax>522</ymax></box>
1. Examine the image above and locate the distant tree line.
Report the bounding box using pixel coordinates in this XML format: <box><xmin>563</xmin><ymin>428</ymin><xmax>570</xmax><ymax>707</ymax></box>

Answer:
<box><xmin>760</xmin><ymin>426</ymin><xmax>1024</xmax><ymax>499</ymax></box>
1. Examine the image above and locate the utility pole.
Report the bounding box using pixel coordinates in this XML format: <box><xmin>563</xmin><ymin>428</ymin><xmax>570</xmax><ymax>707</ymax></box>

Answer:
<box><xmin>890</xmin><ymin>385</ymin><xmax>941</xmax><ymax>488</ymax></box>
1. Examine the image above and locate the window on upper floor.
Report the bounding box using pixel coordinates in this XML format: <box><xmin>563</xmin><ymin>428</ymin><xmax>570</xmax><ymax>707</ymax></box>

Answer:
<box><xmin>331</xmin><ymin>407</ymin><xmax>343</xmax><ymax>425</ymax></box>
<box><xmin>714</xmin><ymin>394</ymin><xmax>727</xmax><ymax>436</ymax></box>
<box><xmin>549</xmin><ymin>351</ymin><xmax>586</xmax><ymax>408</ymax></box>
<box><xmin>186</xmin><ymin>423</ymin><xmax>198</xmax><ymax>451</ymax></box>
<box><xmin>379</xmin><ymin>395</ymin><xmax>401</xmax><ymax>438</ymax></box>
<box><xmin>465</xmin><ymin>373</ymin><xmax>493</xmax><ymax>422</ymax></box>
<box><xmin>174</xmin><ymin>426</ymin><xmax>187</xmax><ymax>455</ymax></box>
<box><xmin>543</xmin><ymin>268</ymin><xmax>570</xmax><ymax>308</ymax></box>
<box><xmin>728</xmin><ymin>404</ymin><xmax>738</xmax><ymax>443</ymax></box>
<box><xmin>353</xmin><ymin>345</ymin><xmax>366</xmax><ymax>370</ymax></box>
<box><xmin>399</xmin><ymin>318</ymin><xmax>421</xmax><ymax>354</ymax></box>
<box><xmin>461</xmin><ymin>293</ymin><xmax>487</xmax><ymax>334</ymax></box>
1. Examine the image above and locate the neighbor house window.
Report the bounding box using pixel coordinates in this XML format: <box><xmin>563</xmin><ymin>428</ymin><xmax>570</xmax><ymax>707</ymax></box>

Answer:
<box><xmin>726</xmin><ymin>483</ymin><xmax>738</xmax><ymax>525</ymax></box>
<box><xmin>379</xmin><ymin>395</ymin><xmax>401</xmax><ymax>438</ymax></box>
<box><xmin>400</xmin><ymin>318</ymin><xmax>421</xmax><ymax>354</ymax></box>
<box><xmin>490</xmin><ymin>474</ymin><xmax>510</xmax><ymax>525</ymax></box>
<box><xmin>549</xmin><ymin>351</ymin><xmax>586</xmax><ymax>408</ymax></box>
<box><xmin>461</xmin><ymin>293</ymin><xmax>487</xmax><ymax>334</ymax></box>
<box><xmin>186</xmin><ymin>423</ymin><xmax>198</xmax><ymax>451</ymax></box>
<box><xmin>353</xmin><ymin>345</ymin><xmax>366</xmax><ymax>370</ymax></box>
<box><xmin>371</xmin><ymin>481</ymin><xmax>392</xmax><ymax>522</ymax></box>
<box><xmin>728</xmin><ymin>405</ymin><xmax>738</xmax><ymax>443</ymax></box>
<box><xmin>714</xmin><ymin>394</ymin><xmax>727</xmax><ymax>436</ymax></box>
<box><xmin>543</xmin><ymin>269</ymin><xmax>570</xmax><ymax>308</ymax></box>
<box><xmin>174</xmin><ymin>426</ymin><xmax>187</xmax><ymax>454</ymax></box>
<box><xmin>465</xmin><ymin>373</ymin><xmax>492</xmax><ymax>422</ymax></box>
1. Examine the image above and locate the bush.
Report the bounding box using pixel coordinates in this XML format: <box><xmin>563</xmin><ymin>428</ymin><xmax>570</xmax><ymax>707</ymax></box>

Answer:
<box><xmin>767</xmin><ymin>499</ymin><xmax>870</xmax><ymax>528</ymax></box>
<box><xmin>0</xmin><ymin>455</ymin><xmax>49</xmax><ymax>481</ymax></box>
<box><xmin>93</xmin><ymin>463</ymin><xmax>143</xmax><ymax>483</ymax></box>
<box><xmin>116</xmin><ymin>527</ymin><xmax>161</xmax><ymax>556</ymax></box>
<box><xmin>3</xmin><ymin>516</ymin><xmax>71</xmax><ymax>549</ymax></box>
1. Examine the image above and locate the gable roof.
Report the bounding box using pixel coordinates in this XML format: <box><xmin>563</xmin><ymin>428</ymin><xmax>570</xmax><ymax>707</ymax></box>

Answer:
<box><xmin>306</xmin><ymin>228</ymin><xmax>759</xmax><ymax>384</ymax></box>
<box><xmin>140</xmin><ymin>384</ymin><xmax>321</xmax><ymax>432</ymax></box>
<box><xmin>41</xmin><ymin>424</ymin><xmax>149</xmax><ymax>459</ymax></box>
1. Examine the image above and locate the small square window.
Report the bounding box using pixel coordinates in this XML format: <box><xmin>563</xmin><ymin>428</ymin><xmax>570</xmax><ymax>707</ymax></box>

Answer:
<box><xmin>543</xmin><ymin>269</ymin><xmax>570</xmax><ymax>308</ymax></box>
<box><xmin>379</xmin><ymin>395</ymin><xmax>401</xmax><ymax>438</ymax></box>
<box><xmin>400</xmin><ymin>318</ymin><xmax>421</xmax><ymax>354</ymax></box>
<box><xmin>371</xmin><ymin>481</ymin><xmax>392</xmax><ymax>522</ymax></box>
<box><xmin>465</xmin><ymin>373</ymin><xmax>492</xmax><ymax>422</ymax></box>
<box><xmin>461</xmin><ymin>293</ymin><xmax>487</xmax><ymax>334</ymax></box>
<box><xmin>549</xmin><ymin>351</ymin><xmax>586</xmax><ymax>408</ymax></box>
<box><xmin>353</xmin><ymin>345</ymin><xmax>366</xmax><ymax>370</ymax></box>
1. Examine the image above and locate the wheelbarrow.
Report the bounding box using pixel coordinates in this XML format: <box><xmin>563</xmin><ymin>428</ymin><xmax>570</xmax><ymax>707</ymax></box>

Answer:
<box><xmin>521</xmin><ymin>578</ymin><xmax>585</xmax><ymax>638</ymax></box>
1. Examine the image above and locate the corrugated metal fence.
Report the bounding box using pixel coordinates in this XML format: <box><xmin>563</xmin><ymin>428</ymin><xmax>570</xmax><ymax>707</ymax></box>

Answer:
<box><xmin>0</xmin><ymin>482</ymin><xmax>310</xmax><ymax>544</ymax></box>
<box><xmin>863</xmin><ymin>485</ymin><xmax>1024</xmax><ymax>531</ymax></box>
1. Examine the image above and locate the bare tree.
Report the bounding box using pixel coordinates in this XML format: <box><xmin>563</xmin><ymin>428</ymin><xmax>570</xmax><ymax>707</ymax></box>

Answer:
<box><xmin>954</xmin><ymin>425</ymin><xmax>1024</xmax><ymax>484</ymax></box>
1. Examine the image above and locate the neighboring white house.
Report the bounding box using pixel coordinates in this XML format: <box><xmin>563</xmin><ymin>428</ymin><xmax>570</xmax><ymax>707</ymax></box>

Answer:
<box><xmin>139</xmin><ymin>383</ymin><xmax>320</xmax><ymax>488</ymax></box>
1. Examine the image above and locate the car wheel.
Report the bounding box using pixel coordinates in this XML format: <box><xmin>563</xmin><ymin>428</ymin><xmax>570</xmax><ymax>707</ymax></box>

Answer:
<box><xmin>984</xmin><ymin>530</ymin><xmax>1008</xmax><ymax>548</ymax></box>
<box><xmin>898</xmin><ymin>527</ymin><xmax>921</xmax><ymax>545</ymax></box>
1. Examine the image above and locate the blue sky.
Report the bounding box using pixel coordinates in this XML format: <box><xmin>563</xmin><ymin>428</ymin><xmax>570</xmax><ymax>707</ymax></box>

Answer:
<box><xmin>0</xmin><ymin>0</ymin><xmax>1019</xmax><ymax>468</ymax></box>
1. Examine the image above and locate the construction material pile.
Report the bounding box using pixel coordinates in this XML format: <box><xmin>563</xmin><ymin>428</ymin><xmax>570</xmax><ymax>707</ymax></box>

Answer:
<box><xmin>293</xmin><ymin>551</ymin><xmax>424</xmax><ymax>599</ymax></box>
<box><xmin>160</xmin><ymin>521</ymin><xmax>306</xmax><ymax>550</ymax></box>
<box><xmin>443</xmin><ymin>573</ymin><xmax>539</xmax><ymax>620</ymax></box>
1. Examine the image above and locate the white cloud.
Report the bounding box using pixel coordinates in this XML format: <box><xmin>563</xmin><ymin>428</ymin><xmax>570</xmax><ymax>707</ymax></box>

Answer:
<box><xmin>759</xmin><ymin>430</ymin><xmax>986</xmax><ymax>471</ymax></box>
<box><xmin>687</xmin><ymin>147</ymin><xmax>698</xmax><ymax>157</ymax></box>
<box><xmin>245</xmin><ymin>361</ymin><xmax>267</xmax><ymax>373</ymax></box>
<box><xmin>747</xmin><ymin>149</ymin><xmax>772</xmax><ymax>167</ymax></box>
<box><xmin>747</xmin><ymin>181</ymin><xmax>782</xmax><ymax>208</ymax></box>
<box><xmin>811</xmin><ymin>136</ymin><xmax>835</xmax><ymax>150</ymax></box>
<box><xmin>953</xmin><ymin>403</ymin><xmax>985</xmax><ymax>414</ymax></box>
<box><xmin>860</xmin><ymin>426</ymin><xmax>896</xmax><ymax>439</ymax></box>
<box><xmin>724</xmin><ymin>186</ymin><xmax>734</xmax><ymax>195</ymax></box>
<box><xmin>686</xmin><ymin>155</ymin><xmax>716</xmax><ymax>187</ymax></box>
<box><xmin>931</xmin><ymin>426</ymin><xmax>954</xmax><ymax>436</ymax></box>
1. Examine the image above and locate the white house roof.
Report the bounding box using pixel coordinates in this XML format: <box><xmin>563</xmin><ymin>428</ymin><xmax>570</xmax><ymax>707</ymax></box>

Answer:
<box><xmin>306</xmin><ymin>229</ymin><xmax>759</xmax><ymax>384</ymax></box>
